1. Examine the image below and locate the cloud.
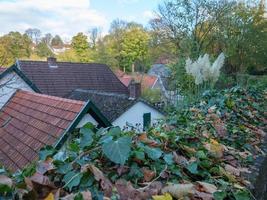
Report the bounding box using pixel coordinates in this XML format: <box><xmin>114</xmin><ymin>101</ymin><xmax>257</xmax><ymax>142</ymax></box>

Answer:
<box><xmin>143</xmin><ymin>10</ymin><xmax>155</xmax><ymax>20</ymax></box>
<box><xmin>0</xmin><ymin>0</ymin><xmax>108</xmax><ymax>39</ymax></box>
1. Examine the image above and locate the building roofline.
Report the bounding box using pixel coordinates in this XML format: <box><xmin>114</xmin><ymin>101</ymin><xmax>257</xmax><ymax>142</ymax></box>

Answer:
<box><xmin>54</xmin><ymin>100</ymin><xmax>111</xmax><ymax>149</ymax></box>
<box><xmin>0</xmin><ymin>62</ymin><xmax>41</xmax><ymax>93</ymax></box>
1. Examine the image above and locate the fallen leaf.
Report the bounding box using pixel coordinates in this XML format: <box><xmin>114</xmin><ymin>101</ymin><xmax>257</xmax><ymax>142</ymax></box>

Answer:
<box><xmin>162</xmin><ymin>183</ymin><xmax>194</xmax><ymax>199</ymax></box>
<box><xmin>173</xmin><ymin>152</ymin><xmax>188</xmax><ymax>167</ymax></box>
<box><xmin>152</xmin><ymin>193</ymin><xmax>173</xmax><ymax>200</ymax></box>
<box><xmin>196</xmin><ymin>181</ymin><xmax>217</xmax><ymax>194</ymax></box>
<box><xmin>88</xmin><ymin>164</ymin><xmax>113</xmax><ymax>197</ymax></box>
<box><xmin>44</xmin><ymin>193</ymin><xmax>54</xmax><ymax>200</ymax></box>
<box><xmin>194</xmin><ymin>191</ymin><xmax>213</xmax><ymax>200</ymax></box>
<box><xmin>0</xmin><ymin>175</ymin><xmax>13</xmax><ymax>188</ymax></box>
<box><xmin>142</xmin><ymin>168</ymin><xmax>156</xmax><ymax>182</ymax></box>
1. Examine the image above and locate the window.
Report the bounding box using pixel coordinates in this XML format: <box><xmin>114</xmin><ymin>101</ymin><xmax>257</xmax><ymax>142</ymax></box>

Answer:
<box><xmin>143</xmin><ymin>112</ymin><xmax>151</xmax><ymax>131</ymax></box>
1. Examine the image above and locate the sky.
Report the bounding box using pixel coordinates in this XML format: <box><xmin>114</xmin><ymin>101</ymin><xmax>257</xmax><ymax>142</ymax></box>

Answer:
<box><xmin>0</xmin><ymin>0</ymin><xmax>162</xmax><ymax>40</ymax></box>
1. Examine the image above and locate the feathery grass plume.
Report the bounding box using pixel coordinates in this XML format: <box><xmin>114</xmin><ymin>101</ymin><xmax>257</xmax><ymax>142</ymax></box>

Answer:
<box><xmin>185</xmin><ymin>53</ymin><xmax>225</xmax><ymax>85</ymax></box>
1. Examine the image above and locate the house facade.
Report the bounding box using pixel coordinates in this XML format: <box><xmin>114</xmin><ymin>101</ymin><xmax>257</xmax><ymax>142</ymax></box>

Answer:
<box><xmin>68</xmin><ymin>89</ymin><xmax>165</xmax><ymax>131</ymax></box>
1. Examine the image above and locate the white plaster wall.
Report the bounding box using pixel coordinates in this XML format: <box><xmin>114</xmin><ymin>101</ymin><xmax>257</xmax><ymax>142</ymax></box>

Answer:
<box><xmin>112</xmin><ymin>101</ymin><xmax>164</xmax><ymax>131</ymax></box>
<box><xmin>0</xmin><ymin>72</ymin><xmax>33</xmax><ymax>108</ymax></box>
<box><xmin>76</xmin><ymin>113</ymin><xmax>98</xmax><ymax>128</ymax></box>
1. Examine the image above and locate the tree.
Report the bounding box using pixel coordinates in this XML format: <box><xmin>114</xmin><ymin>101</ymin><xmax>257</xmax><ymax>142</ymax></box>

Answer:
<box><xmin>51</xmin><ymin>35</ymin><xmax>64</xmax><ymax>47</ymax></box>
<box><xmin>151</xmin><ymin>0</ymin><xmax>236</xmax><ymax>59</ymax></box>
<box><xmin>71</xmin><ymin>33</ymin><xmax>92</xmax><ymax>62</ymax></box>
<box><xmin>25</xmin><ymin>28</ymin><xmax>41</xmax><ymax>44</ymax></box>
<box><xmin>0</xmin><ymin>32</ymin><xmax>31</xmax><ymax>66</ymax></box>
<box><xmin>43</xmin><ymin>33</ymin><xmax>53</xmax><ymax>46</ymax></box>
<box><xmin>89</xmin><ymin>27</ymin><xmax>101</xmax><ymax>49</ymax></box>
<box><xmin>119</xmin><ymin>26</ymin><xmax>150</xmax><ymax>72</ymax></box>
<box><xmin>36</xmin><ymin>41</ymin><xmax>54</xmax><ymax>58</ymax></box>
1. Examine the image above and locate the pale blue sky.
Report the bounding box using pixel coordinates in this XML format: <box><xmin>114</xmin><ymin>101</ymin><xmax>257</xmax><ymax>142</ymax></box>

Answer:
<box><xmin>0</xmin><ymin>0</ymin><xmax>163</xmax><ymax>40</ymax></box>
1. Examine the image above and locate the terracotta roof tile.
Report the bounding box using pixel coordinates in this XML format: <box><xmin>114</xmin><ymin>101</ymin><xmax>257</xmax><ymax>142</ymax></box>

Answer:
<box><xmin>0</xmin><ymin>90</ymin><xmax>85</xmax><ymax>171</ymax></box>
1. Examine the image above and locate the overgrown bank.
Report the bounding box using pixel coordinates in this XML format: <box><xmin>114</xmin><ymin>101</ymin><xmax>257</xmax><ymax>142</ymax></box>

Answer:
<box><xmin>0</xmin><ymin>86</ymin><xmax>266</xmax><ymax>200</ymax></box>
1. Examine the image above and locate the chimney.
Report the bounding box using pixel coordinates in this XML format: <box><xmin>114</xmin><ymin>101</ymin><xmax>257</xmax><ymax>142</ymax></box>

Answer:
<box><xmin>47</xmin><ymin>57</ymin><xmax>57</xmax><ymax>68</ymax></box>
<box><xmin>128</xmin><ymin>81</ymin><xmax>141</xmax><ymax>99</ymax></box>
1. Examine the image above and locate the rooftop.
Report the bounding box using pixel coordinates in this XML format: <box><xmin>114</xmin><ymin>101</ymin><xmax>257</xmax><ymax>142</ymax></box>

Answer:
<box><xmin>17</xmin><ymin>59</ymin><xmax>129</xmax><ymax>97</ymax></box>
<box><xmin>0</xmin><ymin>90</ymin><xmax>86</xmax><ymax>171</ymax></box>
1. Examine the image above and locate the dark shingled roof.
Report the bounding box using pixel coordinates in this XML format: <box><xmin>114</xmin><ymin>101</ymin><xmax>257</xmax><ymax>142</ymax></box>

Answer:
<box><xmin>68</xmin><ymin>89</ymin><xmax>138</xmax><ymax>122</ymax></box>
<box><xmin>17</xmin><ymin>60</ymin><xmax>129</xmax><ymax>97</ymax></box>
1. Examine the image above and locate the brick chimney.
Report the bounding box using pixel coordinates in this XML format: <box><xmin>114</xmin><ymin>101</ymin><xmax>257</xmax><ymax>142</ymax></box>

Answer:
<box><xmin>128</xmin><ymin>81</ymin><xmax>141</xmax><ymax>99</ymax></box>
<box><xmin>47</xmin><ymin>57</ymin><xmax>57</xmax><ymax>68</ymax></box>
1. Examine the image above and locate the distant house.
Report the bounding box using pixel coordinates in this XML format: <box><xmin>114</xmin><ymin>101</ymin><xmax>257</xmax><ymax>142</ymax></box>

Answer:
<box><xmin>0</xmin><ymin>58</ymin><xmax>129</xmax><ymax>107</ymax></box>
<box><xmin>68</xmin><ymin>88</ymin><xmax>165</xmax><ymax>131</ymax></box>
<box><xmin>115</xmin><ymin>70</ymin><xmax>159</xmax><ymax>91</ymax></box>
<box><xmin>148</xmin><ymin>64</ymin><xmax>182</xmax><ymax>104</ymax></box>
<box><xmin>0</xmin><ymin>90</ymin><xmax>110</xmax><ymax>171</ymax></box>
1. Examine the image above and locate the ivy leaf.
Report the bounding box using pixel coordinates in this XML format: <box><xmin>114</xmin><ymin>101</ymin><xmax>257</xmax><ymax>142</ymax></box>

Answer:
<box><xmin>196</xmin><ymin>151</ymin><xmax>206</xmax><ymax>159</ymax></box>
<box><xmin>108</xmin><ymin>126</ymin><xmax>121</xmax><ymax>137</ymax></box>
<box><xmin>145</xmin><ymin>147</ymin><xmax>162</xmax><ymax>160</ymax></box>
<box><xmin>39</xmin><ymin>146</ymin><xmax>55</xmax><ymax>160</ymax></box>
<box><xmin>233</xmin><ymin>190</ymin><xmax>250</xmax><ymax>200</ymax></box>
<box><xmin>56</xmin><ymin>163</ymin><xmax>72</xmax><ymax>174</ymax></box>
<box><xmin>53</xmin><ymin>151</ymin><xmax>67</xmax><ymax>161</ymax></box>
<box><xmin>133</xmin><ymin>150</ymin><xmax>145</xmax><ymax>160</ymax></box>
<box><xmin>213</xmin><ymin>191</ymin><xmax>227</xmax><ymax>200</ymax></box>
<box><xmin>187</xmin><ymin>162</ymin><xmax>198</xmax><ymax>174</ymax></box>
<box><xmin>163</xmin><ymin>153</ymin><xmax>174</xmax><ymax>165</ymax></box>
<box><xmin>79</xmin><ymin>127</ymin><xmax>93</xmax><ymax>148</ymax></box>
<box><xmin>63</xmin><ymin>171</ymin><xmax>82</xmax><ymax>191</ymax></box>
<box><xmin>102</xmin><ymin>136</ymin><xmax>131</xmax><ymax>165</ymax></box>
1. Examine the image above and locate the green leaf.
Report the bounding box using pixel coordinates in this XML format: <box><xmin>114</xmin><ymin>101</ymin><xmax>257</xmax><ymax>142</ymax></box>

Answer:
<box><xmin>213</xmin><ymin>191</ymin><xmax>227</xmax><ymax>200</ymax></box>
<box><xmin>79</xmin><ymin>127</ymin><xmax>93</xmax><ymax>148</ymax></box>
<box><xmin>53</xmin><ymin>151</ymin><xmax>67</xmax><ymax>161</ymax></box>
<box><xmin>233</xmin><ymin>190</ymin><xmax>250</xmax><ymax>200</ymax></box>
<box><xmin>69</xmin><ymin>142</ymin><xmax>80</xmax><ymax>153</ymax></box>
<box><xmin>133</xmin><ymin>150</ymin><xmax>145</xmax><ymax>160</ymax></box>
<box><xmin>108</xmin><ymin>126</ymin><xmax>121</xmax><ymax>137</ymax></box>
<box><xmin>57</xmin><ymin>163</ymin><xmax>72</xmax><ymax>174</ymax></box>
<box><xmin>163</xmin><ymin>153</ymin><xmax>174</xmax><ymax>165</ymax></box>
<box><xmin>63</xmin><ymin>171</ymin><xmax>82</xmax><ymax>191</ymax></box>
<box><xmin>102</xmin><ymin>136</ymin><xmax>131</xmax><ymax>165</ymax></box>
<box><xmin>39</xmin><ymin>146</ymin><xmax>55</xmax><ymax>160</ymax></box>
<box><xmin>187</xmin><ymin>162</ymin><xmax>198</xmax><ymax>174</ymax></box>
<box><xmin>196</xmin><ymin>151</ymin><xmax>207</xmax><ymax>159</ymax></box>
<box><xmin>145</xmin><ymin>147</ymin><xmax>162</xmax><ymax>160</ymax></box>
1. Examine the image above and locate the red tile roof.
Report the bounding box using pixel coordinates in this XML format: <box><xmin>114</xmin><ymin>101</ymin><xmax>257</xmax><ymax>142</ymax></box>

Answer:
<box><xmin>0</xmin><ymin>67</ymin><xmax>7</xmax><ymax>73</ymax></box>
<box><xmin>0</xmin><ymin>90</ymin><xmax>86</xmax><ymax>171</ymax></box>
<box><xmin>115</xmin><ymin>71</ymin><xmax>158</xmax><ymax>89</ymax></box>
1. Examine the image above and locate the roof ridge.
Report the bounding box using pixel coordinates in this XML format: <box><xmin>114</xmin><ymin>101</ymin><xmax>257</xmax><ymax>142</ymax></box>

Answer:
<box><xmin>16</xmin><ymin>90</ymin><xmax>85</xmax><ymax>105</ymax></box>
<box><xmin>19</xmin><ymin>59</ymin><xmax>108</xmax><ymax>66</ymax></box>
<box><xmin>74</xmin><ymin>89</ymin><xmax>130</xmax><ymax>99</ymax></box>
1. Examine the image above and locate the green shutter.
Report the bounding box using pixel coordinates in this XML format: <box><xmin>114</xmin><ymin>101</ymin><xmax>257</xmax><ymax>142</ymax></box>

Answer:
<box><xmin>143</xmin><ymin>113</ymin><xmax>151</xmax><ymax>131</ymax></box>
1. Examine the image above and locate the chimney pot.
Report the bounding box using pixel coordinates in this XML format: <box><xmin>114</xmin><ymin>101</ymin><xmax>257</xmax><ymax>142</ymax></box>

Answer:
<box><xmin>47</xmin><ymin>57</ymin><xmax>57</xmax><ymax>68</ymax></box>
<box><xmin>129</xmin><ymin>81</ymin><xmax>141</xmax><ymax>99</ymax></box>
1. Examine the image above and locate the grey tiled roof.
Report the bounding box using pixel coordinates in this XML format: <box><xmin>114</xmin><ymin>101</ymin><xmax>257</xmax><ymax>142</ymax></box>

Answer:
<box><xmin>67</xmin><ymin>89</ymin><xmax>138</xmax><ymax>122</ymax></box>
<box><xmin>17</xmin><ymin>60</ymin><xmax>129</xmax><ymax>97</ymax></box>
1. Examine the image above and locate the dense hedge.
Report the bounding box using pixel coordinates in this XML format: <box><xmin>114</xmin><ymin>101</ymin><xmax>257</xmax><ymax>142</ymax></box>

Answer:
<box><xmin>0</xmin><ymin>86</ymin><xmax>266</xmax><ymax>200</ymax></box>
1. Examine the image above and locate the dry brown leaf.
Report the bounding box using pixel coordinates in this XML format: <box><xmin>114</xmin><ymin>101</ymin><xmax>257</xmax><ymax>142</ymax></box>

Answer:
<box><xmin>194</xmin><ymin>191</ymin><xmax>213</xmax><ymax>200</ymax></box>
<box><xmin>142</xmin><ymin>168</ymin><xmax>156</xmax><ymax>182</ymax></box>
<box><xmin>196</xmin><ymin>182</ymin><xmax>217</xmax><ymax>194</ymax></box>
<box><xmin>87</xmin><ymin>164</ymin><xmax>113</xmax><ymax>197</ymax></box>
<box><xmin>173</xmin><ymin>151</ymin><xmax>188</xmax><ymax>167</ymax></box>
<box><xmin>225</xmin><ymin>164</ymin><xmax>241</xmax><ymax>176</ymax></box>
<box><xmin>161</xmin><ymin>183</ymin><xmax>194</xmax><ymax>199</ymax></box>
<box><xmin>0</xmin><ymin>175</ymin><xmax>13</xmax><ymax>188</ymax></box>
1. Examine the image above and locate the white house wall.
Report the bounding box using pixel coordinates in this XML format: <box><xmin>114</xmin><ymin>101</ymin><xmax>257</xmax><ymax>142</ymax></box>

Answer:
<box><xmin>76</xmin><ymin>113</ymin><xmax>98</xmax><ymax>128</ymax></box>
<box><xmin>0</xmin><ymin>72</ymin><xmax>33</xmax><ymax>108</ymax></box>
<box><xmin>112</xmin><ymin>101</ymin><xmax>164</xmax><ymax>131</ymax></box>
